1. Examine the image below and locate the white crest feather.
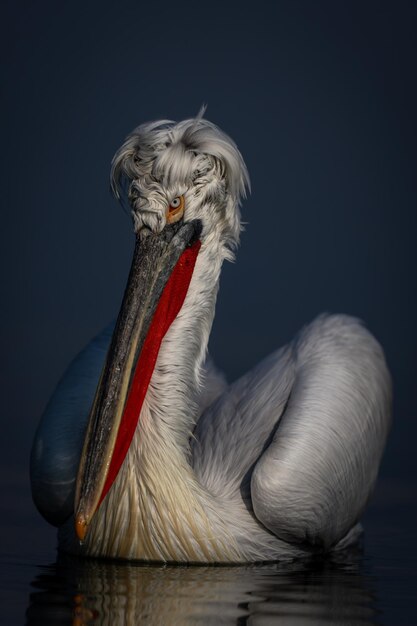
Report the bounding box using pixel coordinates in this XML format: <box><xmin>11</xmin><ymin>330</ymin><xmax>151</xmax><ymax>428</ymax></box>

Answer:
<box><xmin>110</xmin><ymin>112</ymin><xmax>250</xmax><ymax>251</ymax></box>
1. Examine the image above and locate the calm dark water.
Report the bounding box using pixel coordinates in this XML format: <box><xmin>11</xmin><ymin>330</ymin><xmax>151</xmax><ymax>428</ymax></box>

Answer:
<box><xmin>1</xmin><ymin>469</ymin><xmax>416</xmax><ymax>625</ymax></box>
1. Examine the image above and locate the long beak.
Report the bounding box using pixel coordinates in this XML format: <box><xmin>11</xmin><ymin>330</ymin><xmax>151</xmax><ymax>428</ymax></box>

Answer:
<box><xmin>74</xmin><ymin>219</ymin><xmax>202</xmax><ymax>541</ymax></box>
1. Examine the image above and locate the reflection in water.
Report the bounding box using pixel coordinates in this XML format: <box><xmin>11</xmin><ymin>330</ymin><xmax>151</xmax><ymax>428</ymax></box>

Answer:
<box><xmin>26</xmin><ymin>548</ymin><xmax>378</xmax><ymax>625</ymax></box>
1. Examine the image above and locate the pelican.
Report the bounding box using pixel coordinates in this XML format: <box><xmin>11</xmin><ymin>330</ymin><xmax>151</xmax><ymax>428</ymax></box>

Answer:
<box><xmin>30</xmin><ymin>112</ymin><xmax>392</xmax><ymax>563</ymax></box>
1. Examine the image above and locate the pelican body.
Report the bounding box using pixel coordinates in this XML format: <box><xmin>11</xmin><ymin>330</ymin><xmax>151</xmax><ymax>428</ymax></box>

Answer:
<box><xmin>30</xmin><ymin>114</ymin><xmax>391</xmax><ymax>563</ymax></box>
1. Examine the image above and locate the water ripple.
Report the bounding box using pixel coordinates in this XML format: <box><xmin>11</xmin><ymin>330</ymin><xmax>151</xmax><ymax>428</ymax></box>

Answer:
<box><xmin>25</xmin><ymin>549</ymin><xmax>379</xmax><ymax>625</ymax></box>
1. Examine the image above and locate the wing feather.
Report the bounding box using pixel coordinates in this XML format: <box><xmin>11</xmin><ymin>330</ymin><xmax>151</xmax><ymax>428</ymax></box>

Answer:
<box><xmin>251</xmin><ymin>314</ymin><xmax>392</xmax><ymax>549</ymax></box>
<box><xmin>30</xmin><ymin>324</ymin><xmax>114</xmax><ymax>525</ymax></box>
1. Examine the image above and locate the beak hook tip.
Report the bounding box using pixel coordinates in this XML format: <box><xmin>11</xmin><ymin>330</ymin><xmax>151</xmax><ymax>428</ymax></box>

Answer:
<box><xmin>75</xmin><ymin>512</ymin><xmax>89</xmax><ymax>542</ymax></box>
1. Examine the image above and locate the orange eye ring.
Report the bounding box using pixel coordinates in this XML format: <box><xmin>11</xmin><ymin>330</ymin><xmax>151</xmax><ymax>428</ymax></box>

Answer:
<box><xmin>166</xmin><ymin>195</ymin><xmax>185</xmax><ymax>224</ymax></box>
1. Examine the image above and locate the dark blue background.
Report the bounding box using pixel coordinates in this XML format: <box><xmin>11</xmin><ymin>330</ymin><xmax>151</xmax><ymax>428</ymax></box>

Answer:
<box><xmin>1</xmin><ymin>0</ymin><xmax>416</xmax><ymax>511</ymax></box>
<box><xmin>1</xmin><ymin>3</ymin><xmax>417</xmax><ymax>624</ymax></box>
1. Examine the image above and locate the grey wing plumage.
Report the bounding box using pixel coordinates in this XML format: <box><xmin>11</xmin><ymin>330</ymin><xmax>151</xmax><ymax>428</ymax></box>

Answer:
<box><xmin>30</xmin><ymin>323</ymin><xmax>114</xmax><ymax>525</ymax></box>
<box><xmin>192</xmin><ymin>343</ymin><xmax>296</xmax><ymax>501</ymax></box>
<box><xmin>252</xmin><ymin>314</ymin><xmax>391</xmax><ymax>549</ymax></box>
<box><xmin>194</xmin><ymin>314</ymin><xmax>392</xmax><ymax>551</ymax></box>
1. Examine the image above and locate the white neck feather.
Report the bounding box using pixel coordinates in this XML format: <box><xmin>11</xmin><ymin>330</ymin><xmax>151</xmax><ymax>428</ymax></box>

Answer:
<box><xmin>85</xmin><ymin>232</ymin><xmax>243</xmax><ymax>562</ymax></box>
<box><xmin>145</xmin><ymin>231</ymin><xmax>224</xmax><ymax>447</ymax></box>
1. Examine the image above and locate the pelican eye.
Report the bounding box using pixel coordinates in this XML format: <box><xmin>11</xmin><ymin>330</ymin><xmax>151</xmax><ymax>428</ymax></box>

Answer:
<box><xmin>170</xmin><ymin>197</ymin><xmax>181</xmax><ymax>208</ymax></box>
<box><xmin>166</xmin><ymin>195</ymin><xmax>185</xmax><ymax>224</ymax></box>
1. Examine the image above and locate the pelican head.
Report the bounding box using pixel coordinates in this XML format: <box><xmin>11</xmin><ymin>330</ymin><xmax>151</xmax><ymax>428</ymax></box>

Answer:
<box><xmin>74</xmin><ymin>112</ymin><xmax>250</xmax><ymax>541</ymax></box>
<box><xmin>111</xmin><ymin>112</ymin><xmax>250</xmax><ymax>253</ymax></box>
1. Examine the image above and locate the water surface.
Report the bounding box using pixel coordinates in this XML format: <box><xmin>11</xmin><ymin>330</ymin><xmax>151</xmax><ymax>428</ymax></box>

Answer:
<box><xmin>1</xmin><ymin>470</ymin><xmax>415</xmax><ymax>625</ymax></box>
